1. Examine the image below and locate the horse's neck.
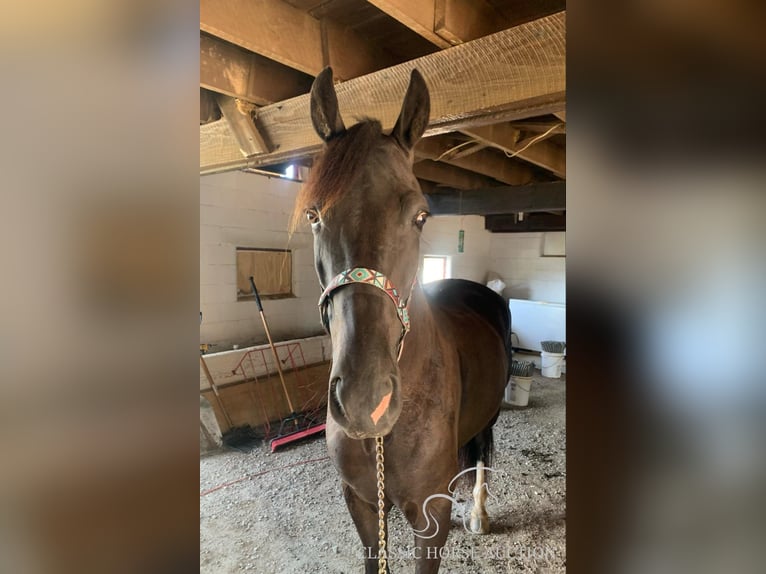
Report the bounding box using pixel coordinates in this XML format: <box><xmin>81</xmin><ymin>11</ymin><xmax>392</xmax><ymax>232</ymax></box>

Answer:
<box><xmin>402</xmin><ymin>284</ymin><xmax>440</xmax><ymax>370</ymax></box>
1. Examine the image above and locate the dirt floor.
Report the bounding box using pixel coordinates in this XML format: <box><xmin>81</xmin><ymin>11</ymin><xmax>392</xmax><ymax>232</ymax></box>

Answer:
<box><xmin>200</xmin><ymin>371</ymin><xmax>565</xmax><ymax>573</ymax></box>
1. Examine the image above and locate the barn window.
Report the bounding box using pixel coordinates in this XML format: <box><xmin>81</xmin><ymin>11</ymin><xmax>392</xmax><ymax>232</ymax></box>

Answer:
<box><xmin>421</xmin><ymin>255</ymin><xmax>450</xmax><ymax>284</ymax></box>
<box><xmin>236</xmin><ymin>248</ymin><xmax>293</xmax><ymax>300</ymax></box>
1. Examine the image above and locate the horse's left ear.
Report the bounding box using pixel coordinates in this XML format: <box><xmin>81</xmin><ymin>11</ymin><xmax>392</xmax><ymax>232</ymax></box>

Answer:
<box><xmin>391</xmin><ymin>69</ymin><xmax>430</xmax><ymax>152</ymax></box>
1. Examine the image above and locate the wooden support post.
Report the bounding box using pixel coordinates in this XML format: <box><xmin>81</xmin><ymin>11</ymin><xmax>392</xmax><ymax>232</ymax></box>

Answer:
<box><xmin>216</xmin><ymin>95</ymin><xmax>272</xmax><ymax>156</ymax></box>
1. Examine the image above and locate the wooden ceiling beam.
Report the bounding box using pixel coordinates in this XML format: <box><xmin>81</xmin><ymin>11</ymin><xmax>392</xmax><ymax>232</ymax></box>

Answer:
<box><xmin>510</xmin><ymin>119</ymin><xmax>566</xmax><ymax>135</ymax></box>
<box><xmin>201</xmin><ymin>0</ymin><xmax>322</xmax><ymax>75</ymax></box>
<box><xmin>485</xmin><ymin>212</ymin><xmax>566</xmax><ymax>233</ymax></box>
<box><xmin>413</xmin><ymin>159</ymin><xmax>503</xmax><ymax>190</ymax></box>
<box><xmin>200</xmin><ymin>0</ymin><xmax>396</xmax><ymax>80</ymax></box>
<box><xmin>201</xmin><ymin>12</ymin><xmax>566</xmax><ymax>172</ymax></box>
<box><xmin>200</xmin><ymin>34</ymin><xmax>313</xmax><ymax>106</ymax></box>
<box><xmin>416</xmin><ymin>136</ymin><xmax>534</xmax><ymax>186</ymax></box>
<box><xmin>461</xmin><ymin>123</ymin><xmax>566</xmax><ymax>178</ymax></box>
<box><xmin>426</xmin><ymin>181</ymin><xmax>565</xmax><ymax>215</ymax></box>
<box><xmin>434</xmin><ymin>0</ymin><xmax>511</xmax><ymax>45</ymax></box>
<box><xmin>365</xmin><ymin>1</ymin><xmax>452</xmax><ymax>48</ymax></box>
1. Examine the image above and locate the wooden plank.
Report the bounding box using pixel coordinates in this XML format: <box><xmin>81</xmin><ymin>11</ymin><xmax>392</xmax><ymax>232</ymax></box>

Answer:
<box><xmin>200</xmin><ymin>34</ymin><xmax>251</xmax><ymax>101</ymax></box>
<box><xmin>200</xmin><ymin>34</ymin><xmax>314</xmax><ymax>106</ymax></box>
<box><xmin>416</xmin><ymin>136</ymin><xmax>534</xmax><ymax>185</ymax></box>
<box><xmin>485</xmin><ymin>212</ymin><xmax>566</xmax><ymax>233</ymax></box>
<box><xmin>462</xmin><ymin>123</ymin><xmax>566</xmax><ymax>177</ymax></box>
<box><xmin>235</xmin><ymin>249</ymin><xmax>292</xmax><ymax>299</ymax></box>
<box><xmin>282</xmin><ymin>0</ymin><xmax>327</xmax><ymax>9</ymax></box>
<box><xmin>486</xmin><ymin>0</ymin><xmax>566</xmax><ymax>27</ymax></box>
<box><xmin>201</xmin><ymin>0</ymin><xmax>397</xmax><ymax>80</ymax></box>
<box><xmin>414</xmin><ymin>159</ymin><xmax>503</xmax><ymax>189</ymax></box>
<box><xmin>200</xmin><ymin>362</ymin><xmax>329</xmax><ymax>429</ymax></box>
<box><xmin>434</xmin><ymin>0</ymin><xmax>510</xmax><ymax>45</ymax></box>
<box><xmin>426</xmin><ymin>181</ymin><xmax>565</xmax><ymax>215</ymax></box>
<box><xmin>322</xmin><ymin>18</ymin><xmax>398</xmax><ymax>80</ymax></box>
<box><xmin>366</xmin><ymin>0</ymin><xmax>452</xmax><ymax>48</ymax></box>
<box><xmin>201</xmin><ymin>0</ymin><xmax>323</xmax><ymax>75</ymax></box>
<box><xmin>201</xmin><ymin>12</ymin><xmax>566</xmax><ymax>172</ymax></box>
<box><xmin>510</xmin><ymin>119</ymin><xmax>566</xmax><ymax>135</ymax></box>
<box><xmin>554</xmin><ymin>110</ymin><xmax>566</xmax><ymax>122</ymax></box>
<box><xmin>417</xmin><ymin>179</ymin><xmax>440</xmax><ymax>195</ymax></box>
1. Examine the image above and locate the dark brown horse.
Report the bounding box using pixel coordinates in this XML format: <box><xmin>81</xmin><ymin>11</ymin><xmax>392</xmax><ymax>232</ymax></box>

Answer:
<box><xmin>294</xmin><ymin>67</ymin><xmax>511</xmax><ymax>573</ymax></box>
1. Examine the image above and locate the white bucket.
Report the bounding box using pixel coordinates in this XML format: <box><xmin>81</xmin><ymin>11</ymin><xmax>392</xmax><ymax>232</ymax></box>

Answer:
<box><xmin>504</xmin><ymin>376</ymin><xmax>533</xmax><ymax>407</ymax></box>
<box><xmin>541</xmin><ymin>351</ymin><xmax>565</xmax><ymax>378</ymax></box>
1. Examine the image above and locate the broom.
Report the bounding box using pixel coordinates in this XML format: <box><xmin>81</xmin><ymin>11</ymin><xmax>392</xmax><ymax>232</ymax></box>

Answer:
<box><xmin>541</xmin><ymin>340</ymin><xmax>566</xmax><ymax>353</ymax></box>
<box><xmin>510</xmin><ymin>360</ymin><xmax>535</xmax><ymax>378</ymax></box>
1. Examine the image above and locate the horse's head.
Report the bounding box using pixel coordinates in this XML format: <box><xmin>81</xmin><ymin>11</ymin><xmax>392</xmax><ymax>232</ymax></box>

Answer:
<box><xmin>295</xmin><ymin>67</ymin><xmax>430</xmax><ymax>439</ymax></box>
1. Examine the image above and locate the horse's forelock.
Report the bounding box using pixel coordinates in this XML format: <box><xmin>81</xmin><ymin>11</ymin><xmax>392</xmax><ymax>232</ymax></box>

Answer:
<box><xmin>291</xmin><ymin>120</ymin><xmax>382</xmax><ymax>231</ymax></box>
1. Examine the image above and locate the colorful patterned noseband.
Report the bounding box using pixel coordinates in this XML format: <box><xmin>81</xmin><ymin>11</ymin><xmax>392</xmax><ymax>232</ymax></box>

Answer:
<box><xmin>318</xmin><ymin>267</ymin><xmax>413</xmax><ymax>360</ymax></box>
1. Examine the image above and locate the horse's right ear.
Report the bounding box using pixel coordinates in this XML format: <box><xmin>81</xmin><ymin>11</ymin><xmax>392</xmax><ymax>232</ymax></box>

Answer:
<box><xmin>310</xmin><ymin>67</ymin><xmax>346</xmax><ymax>142</ymax></box>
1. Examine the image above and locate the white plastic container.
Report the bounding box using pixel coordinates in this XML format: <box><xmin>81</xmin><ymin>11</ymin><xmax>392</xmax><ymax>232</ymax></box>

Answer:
<box><xmin>504</xmin><ymin>376</ymin><xmax>533</xmax><ymax>407</ymax></box>
<box><xmin>541</xmin><ymin>351</ymin><xmax>565</xmax><ymax>378</ymax></box>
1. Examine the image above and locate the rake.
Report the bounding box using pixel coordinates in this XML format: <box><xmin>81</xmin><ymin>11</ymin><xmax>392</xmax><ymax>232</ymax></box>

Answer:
<box><xmin>249</xmin><ymin>277</ymin><xmax>326</xmax><ymax>452</ymax></box>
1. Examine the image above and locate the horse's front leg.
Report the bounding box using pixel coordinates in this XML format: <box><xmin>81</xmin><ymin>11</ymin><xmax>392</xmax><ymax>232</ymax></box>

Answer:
<box><xmin>403</xmin><ymin>495</ymin><xmax>452</xmax><ymax>574</ymax></box>
<box><xmin>342</xmin><ymin>482</ymin><xmax>389</xmax><ymax>574</ymax></box>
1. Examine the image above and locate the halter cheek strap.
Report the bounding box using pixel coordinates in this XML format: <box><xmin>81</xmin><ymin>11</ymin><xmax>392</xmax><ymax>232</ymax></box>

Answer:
<box><xmin>317</xmin><ymin>267</ymin><xmax>414</xmax><ymax>359</ymax></box>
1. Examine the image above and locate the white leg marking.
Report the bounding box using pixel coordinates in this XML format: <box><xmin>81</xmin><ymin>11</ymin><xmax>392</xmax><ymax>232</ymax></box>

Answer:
<box><xmin>469</xmin><ymin>461</ymin><xmax>490</xmax><ymax>534</ymax></box>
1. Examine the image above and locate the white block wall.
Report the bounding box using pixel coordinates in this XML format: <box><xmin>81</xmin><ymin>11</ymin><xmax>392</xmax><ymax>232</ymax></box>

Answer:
<box><xmin>200</xmin><ymin>171</ymin><xmax>324</xmax><ymax>348</ymax></box>
<box><xmin>488</xmin><ymin>232</ymin><xmax>566</xmax><ymax>303</ymax></box>
<box><xmin>420</xmin><ymin>215</ymin><xmax>491</xmax><ymax>283</ymax></box>
<box><xmin>200</xmin><ymin>169</ymin><xmax>566</xmax><ymax>347</ymax></box>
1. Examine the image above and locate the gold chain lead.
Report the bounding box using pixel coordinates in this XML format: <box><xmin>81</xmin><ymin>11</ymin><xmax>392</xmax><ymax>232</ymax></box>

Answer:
<box><xmin>375</xmin><ymin>435</ymin><xmax>386</xmax><ymax>574</ymax></box>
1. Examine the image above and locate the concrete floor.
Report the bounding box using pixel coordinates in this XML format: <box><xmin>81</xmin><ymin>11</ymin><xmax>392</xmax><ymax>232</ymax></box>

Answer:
<box><xmin>200</xmin><ymin>371</ymin><xmax>565</xmax><ymax>573</ymax></box>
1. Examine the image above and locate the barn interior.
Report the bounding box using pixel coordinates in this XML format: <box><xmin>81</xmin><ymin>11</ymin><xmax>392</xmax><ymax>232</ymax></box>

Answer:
<box><xmin>200</xmin><ymin>1</ymin><xmax>566</xmax><ymax>571</ymax></box>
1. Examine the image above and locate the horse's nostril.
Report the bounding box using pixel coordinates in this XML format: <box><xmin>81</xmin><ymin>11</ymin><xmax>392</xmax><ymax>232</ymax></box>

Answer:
<box><xmin>330</xmin><ymin>377</ymin><xmax>345</xmax><ymax>417</ymax></box>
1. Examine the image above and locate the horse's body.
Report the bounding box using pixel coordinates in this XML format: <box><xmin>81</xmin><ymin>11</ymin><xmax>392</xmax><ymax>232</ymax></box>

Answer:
<box><xmin>297</xmin><ymin>68</ymin><xmax>511</xmax><ymax>573</ymax></box>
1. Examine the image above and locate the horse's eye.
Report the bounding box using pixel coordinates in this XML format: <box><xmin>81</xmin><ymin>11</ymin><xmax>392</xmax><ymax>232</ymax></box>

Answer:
<box><xmin>414</xmin><ymin>210</ymin><xmax>429</xmax><ymax>229</ymax></box>
<box><xmin>306</xmin><ymin>209</ymin><xmax>320</xmax><ymax>225</ymax></box>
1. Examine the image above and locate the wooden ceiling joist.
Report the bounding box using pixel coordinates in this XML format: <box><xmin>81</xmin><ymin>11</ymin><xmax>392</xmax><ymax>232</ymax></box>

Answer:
<box><xmin>434</xmin><ymin>0</ymin><xmax>510</xmax><ymax>45</ymax></box>
<box><xmin>461</xmin><ymin>123</ymin><xmax>566</xmax><ymax>178</ymax></box>
<box><xmin>200</xmin><ymin>0</ymin><xmax>397</xmax><ymax>80</ymax></box>
<box><xmin>365</xmin><ymin>1</ymin><xmax>452</xmax><ymax>48</ymax></box>
<box><xmin>425</xmin><ymin>181</ymin><xmax>565</xmax><ymax>215</ymax></box>
<box><xmin>413</xmin><ymin>159</ymin><xmax>503</xmax><ymax>190</ymax></box>
<box><xmin>200</xmin><ymin>34</ymin><xmax>313</xmax><ymax>106</ymax></box>
<box><xmin>510</xmin><ymin>119</ymin><xmax>566</xmax><ymax>135</ymax></box>
<box><xmin>416</xmin><ymin>136</ymin><xmax>534</xmax><ymax>185</ymax></box>
<box><xmin>200</xmin><ymin>11</ymin><xmax>566</xmax><ymax>173</ymax></box>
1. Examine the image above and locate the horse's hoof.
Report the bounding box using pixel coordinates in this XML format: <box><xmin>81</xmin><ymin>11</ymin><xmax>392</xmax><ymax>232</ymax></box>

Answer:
<box><xmin>470</xmin><ymin>513</ymin><xmax>490</xmax><ymax>534</ymax></box>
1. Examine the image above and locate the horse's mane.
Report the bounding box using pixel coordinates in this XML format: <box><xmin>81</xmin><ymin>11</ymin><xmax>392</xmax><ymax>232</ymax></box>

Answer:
<box><xmin>291</xmin><ymin>119</ymin><xmax>382</xmax><ymax>231</ymax></box>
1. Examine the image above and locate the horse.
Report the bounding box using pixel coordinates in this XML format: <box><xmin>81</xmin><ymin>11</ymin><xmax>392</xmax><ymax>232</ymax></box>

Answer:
<box><xmin>293</xmin><ymin>67</ymin><xmax>512</xmax><ymax>573</ymax></box>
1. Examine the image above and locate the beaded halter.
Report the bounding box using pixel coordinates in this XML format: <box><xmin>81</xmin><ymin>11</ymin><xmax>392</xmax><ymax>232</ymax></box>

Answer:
<box><xmin>318</xmin><ymin>267</ymin><xmax>413</xmax><ymax>359</ymax></box>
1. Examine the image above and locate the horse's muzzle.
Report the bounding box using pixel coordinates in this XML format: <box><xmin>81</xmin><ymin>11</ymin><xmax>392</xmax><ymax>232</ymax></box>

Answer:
<box><xmin>329</xmin><ymin>375</ymin><xmax>401</xmax><ymax>439</ymax></box>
